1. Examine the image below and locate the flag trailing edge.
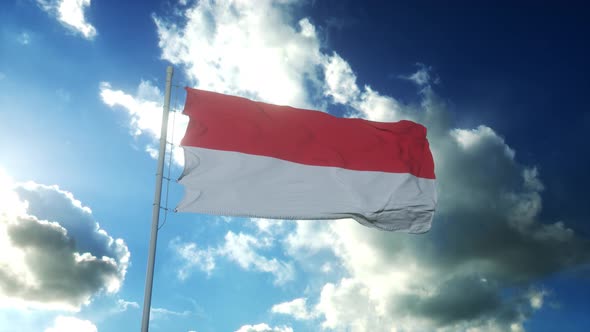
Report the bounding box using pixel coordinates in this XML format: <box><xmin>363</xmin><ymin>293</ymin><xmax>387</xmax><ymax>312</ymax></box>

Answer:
<box><xmin>176</xmin><ymin>87</ymin><xmax>437</xmax><ymax>233</ymax></box>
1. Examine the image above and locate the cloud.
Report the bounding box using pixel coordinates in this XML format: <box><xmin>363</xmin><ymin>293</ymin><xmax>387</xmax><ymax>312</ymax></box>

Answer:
<box><xmin>99</xmin><ymin>81</ymin><xmax>188</xmax><ymax>165</ymax></box>
<box><xmin>170</xmin><ymin>237</ymin><xmax>216</xmax><ymax>279</ymax></box>
<box><xmin>153</xmin><ymin>0</ymin><xmax>323</xmax><ymax>108</ymax></box>
<box><xmin>322</xmin><ymin>52</ymin><xmax>360</xmax><ymax>105</ymax></box>
<box><xmin>282</xmin><ymin>66</ymin><xmax>590</xmax><ymax>331</ymax></box>
<box><xmin>172</xmin><ymin>231</ymin><xmax>294</xmax><ymax>285</ymax></box>
<box><xmin>0</xmin><ymin>169</ymin><xmax>130</xmax><ymax>311</ymax></box>
<box><xmin>271</xmin><ymin>297</ymin><xmax>316</xmax><ymax>320</ymax></box>
<box><xmin>220</xmin><ymin>231</ymin><xmax>294</xmax><ymax>285</ymax></box>
<box><xmin>150</xmin><ymin>306</ymin><xmax>191</xmax><ymax>321</ymax></box>
<box><xmin>249</xmin><ymin>218</ymin><xmax>287</xmax><ymax>235</ymax></box>
<box><xmin>400</xmin><ymin>63</ymin><xmax>440</xmax><ymax>86</ymax></box>
<box><xmin>528</xmin><ymin>289</ymin><xmax>546</xmax><ymax>310</ymax></box>
<box><xmin>235</xmin><ymin>323</ymin><xmax>293</xmax><ymax>332</ymax></box>
<box><xmin>115</xmin><ymin>299</ymin><xmax>140</xmax><ymax>312</ymax></box>
<box><xmin>317</xmin><ymin>278</ymin><xmax>395</xmax><ymax>331</ymax></box>
<box><xmin>17</xmin><ymin>32</ymin><xmax>31</xmax><ymax>45</ymax></box>
<box><xmin>36</xmin><ymin>0</ymin><xmax>97</xmax><ymax>39</ymax></box>
<box><xmin>44</xmin><ymin>316</ymin><xmax>97</xmax><ymax>332</ymax></box>
<box><xmin>108</xmin><ymin>1</ymin><xmax>590</xmax><ymax>330</ymax></box>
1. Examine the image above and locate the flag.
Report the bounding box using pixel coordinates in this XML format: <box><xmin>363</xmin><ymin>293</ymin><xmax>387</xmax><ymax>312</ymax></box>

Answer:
<box><xmin>176</xmin><ymin>88</ymin><xmax>437</xmax><ymax>233</ymax></box>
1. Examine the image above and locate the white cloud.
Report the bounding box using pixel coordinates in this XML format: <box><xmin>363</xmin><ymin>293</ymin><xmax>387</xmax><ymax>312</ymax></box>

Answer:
<box><xmin>322</xmin><ymin>52</ymin><xmax>360</xmax><ymax>105</ymax></box>
<box><xmin>278</xmin><ymin>64</ymin><xmax>588</xmax><ymax>331</ymax></box>
<box><xmin>37</xmin><ymin>0</ymin><xmax>97</xmax><ymax>39</ymax></box>
<box><xmin>116</xmin><ymin>299</ymin><xmax>140</xmax><ymax>312</ymax></box>
<box><xmin>99</xmin><ymin>81</ymin><xmax>162</xmax><ymax>138</ymax></box>
<box><xmin>322</xmin><ymin>52</ymin><xmax>406</xmax><ymax>122</ymax></box>
<box><xmin>235</xmin><ymin>323</ymin><xmax>293</xmax><ymax>332</ymax></box>
<box><xmin>451</xmin><ymin>126</ymin><xmax>515</xmax><ymax>159</ymax></box>
<box><xmin>317</xmin><ymin>278</ymin><xmax>396</xmax><ymax>331</ymax></box>
<box><xmin>0</xmin><ymin>72</ymin><xmax>5</xmax><ymax>80</ymax></box>
<box><xmin>171</xmin><ymin>231</ymin><xmax>294</xmax><ymax>285</ymax></box>
<box><xmin>284</xmin><ymin>220</ymin><xmax>336</xmax><ymax>258</ymax></box>
<box><xmin>99</xmin><ymin>81</ymin><xmax>188</xmax><ymax>165</ymax></box>
<box><xmin>170</xmin><ymin>238</ymin><xmax>216</xmax><ymax>279</ymax></box>
<box><xmin>353</xmin><ymin>86</ymin><xmax>404</xmax><ymax>122</ymax></box>
<box><xmin>153</xmin><ymin>0</ymin><xmax>323</xmax><ymax>108</ymax></box>
<box><xmin>271</xmin><ymin>297</ymin><xmax>316</xmax><ymax>320</ymax></box>
<box><xmin>249</xmin><ymin>218</ymin><xmax>286</xmax><ymax>235</ymax></box>
<box><xmin>150</xmin><ymin>307</ymin><xmax>191</xmax><ymax>321</ymax></box>
<box><xmin>528</xmin><ymin>289</ymin><xmax>546</xmax><ymax>310</ymax></box>
<box><xmin>44</xmin><ymin>316</ymin><xmax>97</xmax><ymax>332</ymax></box>
<box><xmin>401</xmin><ymin>63</ymin><xmax>440</xmax><ymax>86</ymax></box>
<box><xmin>281</xmin><ymin>76</ymin><xmax>587</xmax><ymax>331</ymax></box>
<box><xmin>0</xmin><ymin>168</ymin><xmax>130</xmax><ymax>311</ymax></box>
<box><xmin>220</xmin><ymin>231</ymin><xmax>295</xmax><ymax>285</ymax></box>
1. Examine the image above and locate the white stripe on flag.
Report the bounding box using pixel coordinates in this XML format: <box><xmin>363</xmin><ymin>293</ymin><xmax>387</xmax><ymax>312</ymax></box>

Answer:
<box><xmin>177</xmin><ymin>146</ymin><xmax>436</xmax><ymax>233</ymax></box>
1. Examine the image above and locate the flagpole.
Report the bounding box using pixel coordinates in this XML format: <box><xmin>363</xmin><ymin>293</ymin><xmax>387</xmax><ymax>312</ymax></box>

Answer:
<box><xmin>141</xmin><ymin>65</ymin><xmax>174</xmax><ymax>332</ymax></box>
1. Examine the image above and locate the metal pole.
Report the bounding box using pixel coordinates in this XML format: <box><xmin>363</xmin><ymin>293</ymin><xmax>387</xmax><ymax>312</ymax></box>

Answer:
<box><xmin>141</xmin><ymin>66</ymin><xmax>174</xmax><ymax>332</ymax></box>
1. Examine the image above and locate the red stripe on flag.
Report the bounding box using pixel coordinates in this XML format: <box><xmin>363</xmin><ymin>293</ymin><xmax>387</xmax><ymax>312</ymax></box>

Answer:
<box><xmin>181</xmin><ymin>87</ymin><xmax>435</xmax><ymax>179</ymax></box>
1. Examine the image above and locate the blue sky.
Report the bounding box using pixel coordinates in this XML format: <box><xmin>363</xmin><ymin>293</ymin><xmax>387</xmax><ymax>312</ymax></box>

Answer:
<box><xmin>1</xmin><ymin>1</ymin><xmax>589</xmax><ymax>331</ymax></box>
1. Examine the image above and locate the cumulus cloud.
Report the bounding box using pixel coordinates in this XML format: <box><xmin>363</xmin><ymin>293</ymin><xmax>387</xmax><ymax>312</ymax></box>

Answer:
<box><xmin>36</xmin><ymin>0</ymin><xmax>97</xmax><ymax>39</ymax></box>
<box><xmin>235</xmin><ymin>323</ymin><xmax>293</xmax><ymax>332</ymax></box>
<box><xmin>0</xmin><ymin>169</ymin><xmax>129</xmax><ymax>311</ymax></box>
<box><xmin>281</xmin><ymin>67</ymin><xmax>590</xmax><ymax>330</ymax></box>
<box><xmin>250</xmin><ymin>218</ymin><xmax>287</xmax><ymax>235</ymax></box>
<box><xmin>171</xmin><ymin>231</ymin><xmax>294</xmax><ymax>285</ymax></box>
<box><xmin>104</xmin><ymin>0</ymin><xmax>589</xmax><ymax>330</ymax></box>
<box><xmin>271</xmin><ymin>297</ymin><xmax>316</xmax><ymax>320</ymax></box>
<box><xmin>99</xmin><ymin>81</ymin><xmax>188</xmax><ymax>164</ymax></box>
<box><xmin>220</xmin><ymin>231</ymin><xmax>294</xmax><ymax>284</ymax></box>
<box><xmin>322</xmin><ymin>52</ymin><xmax>360</xmax><ymax>105</ymax></box>
<box><xmin>153</xmin><ymin>0</ymin><xmax>323</xmax><ymax>108</ymax></box>
<box><xmin>278</xmin><ymin>68</ymin><xmax>589</xmax><ymax>330</ymax></box>
<box><xmin>317</xmin><ymin>278</ymin><xmax>394</xmax><ymax>331</ymax></box>
<box><xmin>44</xmin><ymin>316</ymin><xmax>97</xmax><ymax>332</ymax></box>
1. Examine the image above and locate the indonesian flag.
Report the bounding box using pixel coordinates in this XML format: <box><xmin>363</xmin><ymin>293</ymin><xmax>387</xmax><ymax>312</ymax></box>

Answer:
<box><xmin>176</xmin><ymin>88</ymin><xmax>437</xmax><ymax>233</ymax></box>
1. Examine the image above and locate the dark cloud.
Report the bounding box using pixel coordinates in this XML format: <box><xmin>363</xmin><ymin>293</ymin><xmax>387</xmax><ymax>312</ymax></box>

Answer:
<box><xmin>14</xmin><ymin>184</ymin><xmax>114</xmax><ymax>258</ymax></box>
<box><xmin>397</xmin><ymin>276</ymin><xmax>507</xmax><ymax>325</ymax></box>
<box><xmin>357</xmin><ymin>118</ymin><xmax>590</xmax><ymax>328</ymax></box>
<box><xmin>286</xmin><ymin>67</ymin><xmax>590</xmax><ymax>330</ymax></box>
<box><xmin>0</xmin><ymin>182</ymin><xmax>129</xmax><ymax>310</ymax></box>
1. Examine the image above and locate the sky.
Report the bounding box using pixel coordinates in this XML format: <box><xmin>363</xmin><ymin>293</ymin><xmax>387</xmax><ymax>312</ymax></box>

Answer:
<box><xmin>0</xmin><ymin>0</ymin><xmax>589</xmax><ymax>331</ymax></box>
